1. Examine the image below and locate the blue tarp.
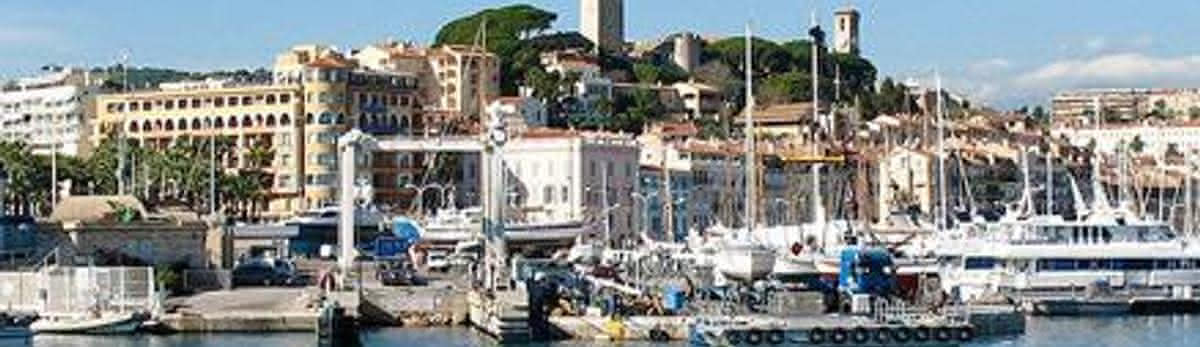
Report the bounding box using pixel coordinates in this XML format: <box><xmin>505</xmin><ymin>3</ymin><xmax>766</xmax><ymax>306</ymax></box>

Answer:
<box><xmin>373</xmin><ymin>217</ymin><xmax>422</xmax><ymax>258</ymax></box>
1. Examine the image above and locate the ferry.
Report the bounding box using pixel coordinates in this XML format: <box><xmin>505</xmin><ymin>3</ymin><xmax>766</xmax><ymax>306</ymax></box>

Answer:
<box><xmin>938</xmin><ymin>210</ymin><xmax>1200</xmax><ymax>305</ymax></box>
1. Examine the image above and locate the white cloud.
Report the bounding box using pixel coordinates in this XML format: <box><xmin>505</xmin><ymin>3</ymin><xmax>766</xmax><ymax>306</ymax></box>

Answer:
<box><xmin>968</xmin><ymin>58</ymin><xmax>1011</xmax><ymax>75</ymax></box>
<box><xmin>0</xmin><ymin>27</ymin><xmax>58</xmax><ymax>44</ymax></box>
<box><xmin>1015</xmin><ymin>53</ymin><xmax>1200</xmax><ymax>88</ymax></box>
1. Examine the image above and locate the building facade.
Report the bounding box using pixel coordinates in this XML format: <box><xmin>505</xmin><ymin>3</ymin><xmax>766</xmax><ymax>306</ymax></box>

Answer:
<box><xmin>458</xmin><ymin>129</ymin><xmax>639</xmax><ymax>245</ymax></box>
<box><xmin>580</xmin><ymin>0</ymin><xmax>625</xmax><ymax>53</ymax></box>
<box><xmin>0</xmin><ymin>68</ymin><xmax>99</xmax><ymax>156</ymax></box>
<box><xmin>94</xmin><ymin>45</ymin><xmax>421</xmax><ymax>218</ymax></box>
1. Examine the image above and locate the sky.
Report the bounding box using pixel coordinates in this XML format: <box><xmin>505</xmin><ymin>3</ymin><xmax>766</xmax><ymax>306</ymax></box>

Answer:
<box><xmin>4</xmin><ymin>0</ymin><xmax>1200</xmax><ymax>108</ymax></box>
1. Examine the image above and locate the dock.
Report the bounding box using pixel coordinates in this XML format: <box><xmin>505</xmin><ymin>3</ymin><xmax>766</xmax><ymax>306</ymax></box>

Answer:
<box><xmin>547</xmin><ymin>305</ymin><xmax>1025</xmax><ymax>344</ymax></box>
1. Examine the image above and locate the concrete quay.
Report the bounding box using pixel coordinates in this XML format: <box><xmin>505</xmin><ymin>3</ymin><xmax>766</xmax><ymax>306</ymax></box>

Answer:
<box><xmin>158</xmin><ymin>283</ymin><xmax>470</xmax><ymax>332</ymax></box>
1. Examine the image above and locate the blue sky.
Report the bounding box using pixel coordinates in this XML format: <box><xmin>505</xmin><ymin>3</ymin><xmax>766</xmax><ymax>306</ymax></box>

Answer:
<box><xmin>4</xmin><ymin>0</ymin><xmax>1200</xmax><ymax>108</ymax></box>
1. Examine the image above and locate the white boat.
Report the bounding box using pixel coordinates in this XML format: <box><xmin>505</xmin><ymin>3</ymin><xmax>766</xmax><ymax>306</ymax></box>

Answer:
<box><xmin>281</xmin><ymin>205</ymin><xmax>386</xmax><ymax>227</ymax></box>
<box><xmin>30</xmin><ymin>312</ymin><xmax>146</xmax><ymax>334</ymax></box>
<box><xmin>939</xmin><ymin>210</ymin><xmax>1200</xmax><ymax>303</ymax></box>
<box><xmin>418</xmin><ymin>207</ymin><xmax>591</xmax><ymax>244</ymax></box>
<box><xmin>715</xmin><ymin>237</ymin><xmax>776</xmax><ymax>282</ymax></box>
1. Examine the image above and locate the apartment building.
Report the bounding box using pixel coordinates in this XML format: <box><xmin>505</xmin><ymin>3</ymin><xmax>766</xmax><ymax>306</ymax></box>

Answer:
<box><xmin>94</xmin><ymin>45</ymin><xmax>421</xmax><ymax>218</ymax></box>
<box><xmin>0</xmin><ymin>68</ymin><xmax>99</xmax><ymax>156</ymax></box>
<box><xmin>353</xmin><ymin>41</ymin><xmax>500</xmax><ymax>131</ymax></box>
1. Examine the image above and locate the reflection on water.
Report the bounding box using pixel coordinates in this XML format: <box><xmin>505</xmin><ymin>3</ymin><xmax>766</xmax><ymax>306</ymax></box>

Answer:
<box><xmin>12</xmin><ymin>316</ymin><xmax>1200</xmax><ymax>347</ymax></box>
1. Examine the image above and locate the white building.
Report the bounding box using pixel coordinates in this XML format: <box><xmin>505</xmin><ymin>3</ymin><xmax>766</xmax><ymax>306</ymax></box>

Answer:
<box><xmin>458</xmin><ymin>129</ymin><xmax>639</xmax><ymax>243</ymax></box>
<box><xmin>1052</xmin><ymin>125</ymin><xmax>1200</xmax><ymax>155</ymax></box>
<box><xmin>0</xmin><ymin>68</ymin><xmax>97</xmax><ymax>156</ymax></box>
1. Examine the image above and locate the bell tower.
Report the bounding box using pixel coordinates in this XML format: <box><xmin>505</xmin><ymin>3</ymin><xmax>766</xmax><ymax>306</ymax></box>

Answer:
<box><xmin>833</xmin><ymin>7</ymin><xmax>860</xmax><ymax>55</ymax></box>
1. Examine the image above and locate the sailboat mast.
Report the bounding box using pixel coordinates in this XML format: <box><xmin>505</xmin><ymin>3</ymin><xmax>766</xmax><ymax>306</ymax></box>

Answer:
<box><xmin>809</xmin><ymin>11</ymin><xmax>826</xmax><ymax>248</ymax></box>
<box><xmin>744</xmin><ymin>23</ymin><xmax>757</xmax><ymax>233</ymax></box>
<box><xmin>1046</xmin><ymin>112</ymin><xmax>1054</xmax><ymax>215</ymax></box>
<box><xmin>936</xmin><ymin>72</ymin><xmax>947</xmax><ymax>231</ymax></box>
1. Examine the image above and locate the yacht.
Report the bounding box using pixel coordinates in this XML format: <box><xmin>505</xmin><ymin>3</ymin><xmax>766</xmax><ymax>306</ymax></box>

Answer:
<box><xmin>939</xmin><ymin>209</ymin><xmax>1200</xmax><ymax>303</ymax></box>
<box><xmin>418</xmin><ymin>207</ymin><xmax>590</xmax><ymax>245</ymax></box>
<box><xmin>281</xmin><ymin>205</ymin><xmax>386</xmax><ymax>227</ymax></box>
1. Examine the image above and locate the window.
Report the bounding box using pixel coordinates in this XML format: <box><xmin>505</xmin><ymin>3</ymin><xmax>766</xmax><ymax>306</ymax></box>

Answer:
<box><xmin>228</xmin><ymin>96</ymin><xmax>238</xmax><ymax>106</ymax></box>
<box><xmin>543</xmin><ymin>186</ymin><xmax>553</xmax><ymax>205</ymax></box>
<box><xmin>242</xmin><ymin>96</ymin><xmax>253</xmax><ymax>105</ymax></box>
<box><xmin>319</xmin><ymin>112</ymin><xmax>334</xmax><ymax>124</ymax></box>
<box><xmin>177</xmin><ymin>99</ymin><xmax>188</xmax><ymax>109</ymax></box>
<box><xmin>561</xmin><ymin>186</ymin><xmax>569</xmax><ymax>203</ymax></box>
<box><xmin>316</xmin><ymin>153</ymin><xmax>337</xmax><ymax>167</ymax></box>
<box><xmin>265</xmin><ymin>94</ymin><xmax>277</xmax><ymax>104</ymax></box>
<box><xmin>191</xmin><ymin>99</ymin><xmax>201</xmax><ymax>108</ymax></box>
<box><xmin>164</xmin><ymin>100</ymin><xmax>174</xmax><ymax>110</ymax></box>
<box><xmin>279</xmin><ymin>94</ymin><xmax>291</xmax><ymax>103</ymax></box>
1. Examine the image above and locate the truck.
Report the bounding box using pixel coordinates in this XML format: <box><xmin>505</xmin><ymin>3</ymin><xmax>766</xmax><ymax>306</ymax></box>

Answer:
<box><xmin>820</xmin><ymin>245</ymin><xmax>899</xmax><ymax>313</ymax></box>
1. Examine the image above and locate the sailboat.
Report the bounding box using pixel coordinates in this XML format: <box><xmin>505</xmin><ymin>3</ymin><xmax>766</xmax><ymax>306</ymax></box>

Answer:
<box><xmin>713</xmin><ymin>24</ymin><xmax>775</xmax><ymax>282</ymax></box>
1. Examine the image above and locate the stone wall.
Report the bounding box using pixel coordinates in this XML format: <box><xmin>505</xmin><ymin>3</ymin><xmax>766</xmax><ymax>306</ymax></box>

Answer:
<box><xmin>65</xmin><ymin>222</ymin><xmax>208</xmax><ymax>268</ymax></box>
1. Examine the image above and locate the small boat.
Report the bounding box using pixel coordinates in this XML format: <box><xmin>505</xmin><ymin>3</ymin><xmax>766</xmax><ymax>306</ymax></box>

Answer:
<box><xmin>715</xmin><ymin>238</ymin><xmax>776</xmax><ymax>282</ymax></box>
<box><xmin>30</xmin><ymin>311</ymin><xmax>146</xmax><ymax>335</ymax></box>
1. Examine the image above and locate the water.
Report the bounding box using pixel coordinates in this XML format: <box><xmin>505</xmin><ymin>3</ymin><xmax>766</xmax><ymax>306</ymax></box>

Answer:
<box><xmin>9</xmin><ymin>316</ymin><xmax>1200</xmax><ymax>347</ymax></box>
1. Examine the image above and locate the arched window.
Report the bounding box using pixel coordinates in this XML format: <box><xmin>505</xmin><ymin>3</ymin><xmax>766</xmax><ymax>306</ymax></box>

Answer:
<box><xmin>178</xmin><ymin>118</ymin><xmax>187</xmax><ymax>130</ymax></box>
<box><xmin>336</xmin><ymin>113</ymin><xmax>345</xmax><ymax>124</ymax></box>
<box><xmin>214</xmin><ymin>117</ymin><xmax>225</xmax><ymax>128</ymax></box>
<box><xmin>164</xmin><ymin>120</ymin><xmax>175</xmax><ymax>131</ymax></box>
<box><xmin>266</xmin><ymin>114</ymin><xmax>277</xmax><ymax>127</ymax></box>
<box><xmin>142</xmin><ymin>121</ymin><xmax>151</xmax><ymax>132</ymax></box>
<box><xmin>242</xmin><ymin>115</ymin><xmax>253</xmax><ymax>127</ymax></box>
<box><xmin>155</xmin><ymin>119</ymin><xmax>164</xmax><ymax>131</ymax></box>
<box><xmin>281</xmin><ymin>113</ymin><xmax>291</xmax><ymax>126</ymax></box>
<box><xmin>129</xmin><ymin>121</ymin><xmax>139</xmax><ymax>133</ymax></box>
<box><xmin>390</xmin><ymin>114</ymin><xmax>398</xmax><ymax>127</ymax></box>
<box><xmin>192</xmin><ymin>118</ymin><xmax>202</xmax><ymax>129</ymax></box>
<box><xmin>228</xmin><ymin>116</ymin><xmax>239</xmax><ymax>128</ymax></box>
<box><xmin>319</xmin><ymin>112</ymin><xmax>334</xmax><ymax>125</ymax></box>
<box><xmin>306</xmin><ymin>113</ymin><xmax>315</xmax><ymax>124</ymax></box>
<box><xmin>370</xmin><ymin>114</ymin><xmax>380</xmax><ymax>127</ymax></box>
<box><xmin>359</xmin><ymin>114</ymin><xmax>368</xmax><ymax>127</ymax></box>
<box><xmin>255</xmin><ymin>114</ymin><xmax>264</xmax><ymax>126</ymax></box>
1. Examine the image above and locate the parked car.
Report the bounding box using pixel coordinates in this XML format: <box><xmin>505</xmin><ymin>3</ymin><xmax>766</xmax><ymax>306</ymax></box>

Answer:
<box><xmin>377</xmin><ymin>260</ymin><xmax>419</xmax><ymax>286</ymax></box>
<box><xmin>232</xmin><ymin>261</ymin><xmax>294</xmax><ymax>287</ymax></box>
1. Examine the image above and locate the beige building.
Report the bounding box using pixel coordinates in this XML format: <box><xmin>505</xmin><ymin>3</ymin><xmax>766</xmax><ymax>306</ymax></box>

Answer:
<box><xmin>1051</xmin><ymin>88</ymin><xmax>1154</xmax><ymax>120</ymax></box>
<box><xmin>353</xmin><ymin>42</ymin><xmax>500</xmax><ymax>131</ymax></box>
<box><xmin>876</xmin><ymin>147</ymin><xmax>934</xmax><ymax>221</ymax></box>
<box><xmin>94</xmin><ymin>45</ymin><xmax>421</xmax><ymax>218</ymax></box>
<box><xmin>580</xmin><ymin>0</ymin><xmax>625</xmax><ymax>53</ymax></box>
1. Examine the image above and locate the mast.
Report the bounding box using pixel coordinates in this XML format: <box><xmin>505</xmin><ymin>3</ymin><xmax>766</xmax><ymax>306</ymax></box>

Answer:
<box><xmin>808</xmin><ymin>11</ymin><xmax>827</xmax><ymax>248</ymax></box>
<box><xmin>744</xmin><ymin>23</ymin><xmax>757</xmax><ymax>233</ymax></box>
<box><xmin>936</xmin><ymin>72</ymin><xmax>947</xmax><ymax>231</ymax></box>
<box><xmin>1046</xmin><ymin>112</ymin><xmax>1054</xmax><ymax>215</ymax></box>
<box><xmin>118</xmin><ymin>51</ymin><xmax>129</xmax><ymax>196</ymax></box>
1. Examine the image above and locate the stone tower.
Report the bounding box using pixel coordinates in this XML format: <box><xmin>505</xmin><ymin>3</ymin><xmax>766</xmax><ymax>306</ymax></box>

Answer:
<box><xmin>833</xmin><ymin>7</ymin><xmax>860</xmax><ymax>55</ymax></box>
<box><xmin>580</xmin><ymin>0</ymin><xmax>625</xmax><ymax>54</ymax></box>
<box><xmin>672</xmin><ymin>32</ymin><xmax>701</xmax><ymax>73</ymax></box>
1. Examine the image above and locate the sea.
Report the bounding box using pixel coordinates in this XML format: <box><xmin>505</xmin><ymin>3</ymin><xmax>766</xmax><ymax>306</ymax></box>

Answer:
<box><xmin>10</xmin><ymin>315</ymin><xmax>1200</xmax><ymax>347</ymax></box>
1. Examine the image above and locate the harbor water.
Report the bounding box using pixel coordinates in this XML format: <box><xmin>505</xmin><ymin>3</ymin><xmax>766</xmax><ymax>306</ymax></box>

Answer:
<box><xmin>10</xmin><ymin>316</ymin><xmax>1200</xmax><ymax>347</ymax></box>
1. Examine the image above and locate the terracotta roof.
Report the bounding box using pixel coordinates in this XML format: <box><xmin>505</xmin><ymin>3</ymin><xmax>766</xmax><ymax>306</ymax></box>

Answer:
<box><xmin>650</xmin><ymin>122</ymin><xmax>699</xmax><ymax>137</ymax></box>
<box><xmin>306</xmin><ymin>56</ymin><xmax>353</xmax><ymax>69</ymax></box>
<box><xmin>735</xmin><ymin>102</ymin><xmax>823</xmax><ymax>123</ymax></box>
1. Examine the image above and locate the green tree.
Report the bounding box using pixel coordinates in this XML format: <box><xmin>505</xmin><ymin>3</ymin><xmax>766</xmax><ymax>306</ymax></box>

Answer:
<box><xmin>433</xmin><ymin>4</ymin><xmax>559</xmax><ymax>95</ymax></box>
<box><xmin>760</xmin><ymin>72</ymin><xmax>809</xmax><ymax>105</ymax></box>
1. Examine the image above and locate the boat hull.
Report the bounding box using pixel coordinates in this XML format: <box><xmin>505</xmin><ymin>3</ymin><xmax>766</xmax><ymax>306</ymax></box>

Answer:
<box><xmin>717</xmin><ymin>249</ymin><xmax>775</xmax><ymax>282</ymax></box>
<box><xmin>30</xmin><ymin>313</ymin><xmax>144</xmax><ymax>335</ymax></box>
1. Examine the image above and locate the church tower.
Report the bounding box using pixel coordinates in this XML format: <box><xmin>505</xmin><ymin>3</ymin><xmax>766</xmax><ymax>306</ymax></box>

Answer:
<box><xmin>833</xmin><ymin>7</ymin><xmax>860</xmax><ymax>55</ymax></box>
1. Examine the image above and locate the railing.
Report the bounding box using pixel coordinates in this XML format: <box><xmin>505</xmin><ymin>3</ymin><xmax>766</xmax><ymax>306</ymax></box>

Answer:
<box><xmin>873</xmin><ymin>299</ymin><xmax>971</xmax><ymax>326</ymax></box>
